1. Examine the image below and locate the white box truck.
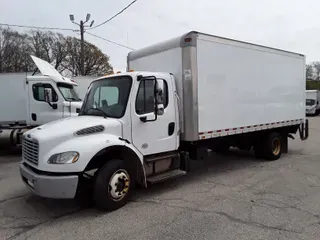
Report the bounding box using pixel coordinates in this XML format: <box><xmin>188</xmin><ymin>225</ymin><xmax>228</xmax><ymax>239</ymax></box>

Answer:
<box><xmin>0</xmin><ymin>55</ymin><xmax>82</xmax><ymax>147</ymax></box>
<box><xmin>19</xmin><ymin>31</ymin><xmax>308</xmax><ymax>211</ymax></box>
<box><xmin>305</xmin><ymin>90</ymin><xmax>320</xmax><ymax>116</ymax></box>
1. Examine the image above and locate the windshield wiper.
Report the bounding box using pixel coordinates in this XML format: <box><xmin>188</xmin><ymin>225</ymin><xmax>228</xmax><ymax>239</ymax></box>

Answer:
<box><xmin>85</xmin><ymin>107</ymin><xmax>108</xmax><ymax>118</ymax></box>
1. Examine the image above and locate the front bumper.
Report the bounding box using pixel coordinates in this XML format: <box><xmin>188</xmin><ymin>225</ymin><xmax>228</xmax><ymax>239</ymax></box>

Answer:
<box><xmin>306</xmin><ymin>109</ymin><xmax>316</xmax><ymax>115</ymax></box>
<box><xmin>19</xmin><ymin>163</ymin><xmax>79</xmax><ymax>199</ymax></box>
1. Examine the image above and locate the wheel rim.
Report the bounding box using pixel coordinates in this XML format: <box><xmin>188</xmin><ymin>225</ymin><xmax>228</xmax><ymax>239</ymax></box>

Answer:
<box><xmin>272</xmin><ymin>138</ymin><xmax>281</xmax><ymax>155</ymax></box>
<box><xmin>108</xmin><ymin>169</ymin><xmax>130</xmax><ymax>201</ymax></box>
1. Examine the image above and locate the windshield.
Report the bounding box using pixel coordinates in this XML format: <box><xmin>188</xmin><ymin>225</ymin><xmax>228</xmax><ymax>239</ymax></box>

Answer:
<box><xmin>306</xmin><ymin>99</ymin><xmax>316</xmax><ymax>106</ymax></box>
<box><xmin>57</xmin><ymin>83</ymin><xmax>81</xmax><ymax>101</ymax></box>
<box><xmin>80</xmin><ymin>76</ymin><xmax>132</xmax><ymax>118</ymax></box>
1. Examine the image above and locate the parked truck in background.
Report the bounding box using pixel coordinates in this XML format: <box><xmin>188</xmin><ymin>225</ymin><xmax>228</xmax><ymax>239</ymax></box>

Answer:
<box><xmin>19</xmin><ymin>31</ymin><xmax>309</xmax><ymax>211</ymax></box>
<box><xmin>305</xmin><ymin>90</ymin><xmax>320</xmax><ymax>116</ymax></box>
<box><xmin>0</xmin><ymin>55</ymin><xmax>82</xmax><ymax>147</ymax></box>
<box><xmin>72</xmin><ymin>76</ymin><xmax>98</xmax><ymax>100</ymax></box>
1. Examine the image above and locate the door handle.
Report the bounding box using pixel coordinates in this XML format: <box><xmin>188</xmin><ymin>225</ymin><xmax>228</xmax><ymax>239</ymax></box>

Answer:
<box><xmin>31</xmin><ymin>113</ymin><xmax>37</xmax><ymax>121</ymax></box>
<box><xmin>168</xmin><ymin>122</ymin><xmax>175</xmax><ymax>136</ymax></box>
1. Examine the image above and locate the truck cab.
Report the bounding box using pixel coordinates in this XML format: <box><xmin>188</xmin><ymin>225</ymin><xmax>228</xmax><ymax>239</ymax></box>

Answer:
<box><xmin>78</xmin><ymin>72</ymin><xmax>179</xmax><ymax>155</ymax></box>
<box><xmin>20</xmin><ymin>71</ymin><xmax>181</xmax><ymax>211</ymax></box>
<box><xmin>27</xmin><ymin>56</ymin><xmax>82</xmax><ymax>125</ymax></box>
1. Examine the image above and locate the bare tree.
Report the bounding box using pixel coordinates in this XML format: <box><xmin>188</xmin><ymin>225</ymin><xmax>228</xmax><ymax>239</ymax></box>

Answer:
<box><xmin>0</xmin><ymin>27</ymin><xmax>32</xmax><ymax>72</ymax></box>
<box><xmin>0</xmin><ymin>27</ymin><xmax>113</xmax><ymax>76</ymax></box>
<box><xmin>312</xmin><ymin>62</ymin><xmax>320</xmax><ymax>81</ymax></box>
<box><xmin>51</xmin><ymin>33</ymin><xmax>68</xmax><ymax>70</ymax></box>
<box><xmin>63</xmin><ymin>37</ymin><xmax>113</xmax><ymax>76</ymax></box>
<box><xmin>27</xmin><ymin>30</ymin><xmax>68</xmax><ymax>72</ymax></box>
<box><xmin>306</xmin><ymin>64</ymin><xmax>314</xmax><ymax>80</ymax></box>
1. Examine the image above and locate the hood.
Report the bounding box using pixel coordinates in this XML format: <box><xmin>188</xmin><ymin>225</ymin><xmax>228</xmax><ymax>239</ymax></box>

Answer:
<box><xmin>31</xmin><ymin>55</ymin><xmax>63</xmax><ymax>80</ymax></box>
<box><xmin>70</xmin><ymin>101</ymin><xmax>83</xmax><ymax>117</ymax></box>
<box><xmin>62</xmin><ymin>101</ymin><xmax>83</xmax><ymax>117</ymax></box>
<box><xmin>306</xmin><ymin>105</ymin><xmax>316</xmax><ymax>110</ymax></box>
<box><xmin>69</xmin><ymin>101</ymin><xmax>83</xmax><ymax>109</ymax></box>
<box><xmin>25</xmin><ymin>116</ymin><xmax>122</xmax><ymax>142</ymax></box>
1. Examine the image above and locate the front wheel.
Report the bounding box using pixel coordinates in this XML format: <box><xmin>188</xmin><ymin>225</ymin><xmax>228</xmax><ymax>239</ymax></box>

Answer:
<box><xmin>93</xmin><ymin>159</ymin><xmax>132</xmax><ymax>211</ymax></box>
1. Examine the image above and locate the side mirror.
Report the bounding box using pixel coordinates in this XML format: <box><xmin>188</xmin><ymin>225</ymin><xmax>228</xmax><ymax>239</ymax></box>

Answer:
<box><xmin>44</xmin><ymin>88</ymin><xmax>57</xmax><ymax>110</ymax></box>
<box><xmin>157</xmin><ymin>103</ymin><xmax>164</xmax><ymax>116</ymax></box>
<box><xmin>138</xmin><ymin>76</ymin><xmax>165</xmax><ymax>122</ymax></box>
<box><xmin>44</xmin><ymin>88</ymin><xmax>53</xmax><ymax>103</ymax></box>
<box><xmin>155</xmin><ymin>81</ymin><xmax>164</xmax><ymax>116</ymax></box>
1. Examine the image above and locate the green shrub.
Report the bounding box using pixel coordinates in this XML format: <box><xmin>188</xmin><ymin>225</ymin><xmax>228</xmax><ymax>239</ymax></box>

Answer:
<box><xmin>306</xmin><ymin>81</ymin><xmax>320</xmax><ymax>90</ymax></box>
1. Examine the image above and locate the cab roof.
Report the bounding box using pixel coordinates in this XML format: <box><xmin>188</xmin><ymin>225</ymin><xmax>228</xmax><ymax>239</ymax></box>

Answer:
<box><xmin>95</xmin><ymin>71</ymin><xmax>171</xmax><ymax>81</ymax></box>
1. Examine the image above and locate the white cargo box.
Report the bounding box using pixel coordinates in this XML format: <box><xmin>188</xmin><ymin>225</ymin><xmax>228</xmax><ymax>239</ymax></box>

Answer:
<box><xmin>306</xmin><ymin>90</ymin><xmax>320</xmax><ymax>103</ymax></box>
<box><xmin>0</xmin><ymin>73</ymin><xmax>30</xmax><ymax>124</ymax></box>
<box><xmin>128</xmin><ymin>31</ymin><xmax>306</xmax><ymax>141</ymax></box>
<box><xmin>72</xmin><ymin>76</ymin><xmax>98</xmax><ymax>100</ymax></box>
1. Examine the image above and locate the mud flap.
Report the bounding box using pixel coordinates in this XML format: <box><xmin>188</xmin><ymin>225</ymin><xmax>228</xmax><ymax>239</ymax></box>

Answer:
<box><xmin>282</xmin><ymin>136</ymin><xmax>288</xmax><ymax>154</ymax></box>
<box><xmin>299</xmin><ymin>119</ymin><xmax>309</xmax><ymax>140</ymax></box>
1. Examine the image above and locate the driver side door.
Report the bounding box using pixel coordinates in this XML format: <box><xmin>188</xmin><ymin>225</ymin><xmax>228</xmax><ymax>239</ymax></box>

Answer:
<box><xmin>28</xmin><ymin>81</ymin><xmax>63</xmax><ymax>125</ymax></box>
<box><xmin>131</xmin><ymin>77</ymin><xmax>178</xmax><ymax>156</ymax></box>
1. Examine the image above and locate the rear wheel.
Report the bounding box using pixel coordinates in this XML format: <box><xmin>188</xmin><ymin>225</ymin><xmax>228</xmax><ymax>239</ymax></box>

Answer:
<box><xmin>255</xmin><ymin>132</ymin><xmax>282</xmax><ymax>161</ymax></box>
<box><xmin>94</xmin><ymin>159</ymin><xmax>132</xmax><ymax>211</ymax></box>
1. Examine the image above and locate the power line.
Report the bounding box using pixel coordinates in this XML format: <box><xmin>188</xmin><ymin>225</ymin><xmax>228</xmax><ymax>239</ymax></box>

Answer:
<box><xmin>0</xmin><ymin>23</ymin><xmax>75</xmax><ymax>31</ymax></box>
<box><xmin>88</xmin><ymin>0</ymin><xmax>137</xmax><ymax>30</ymax></box>
<box><xmin>86</xmin><ymin>32</ymin><xmax>135</xmax><ymax>50</ymax></box>
<box><xmin>0</xmin><ymin>22</ymin><xmax>133</xmax><ymax>51</ymax></box>
<box><xmin>1</xmin><ymin>0</ymin><xmax>138</xmax><ymax>32</ymax></box>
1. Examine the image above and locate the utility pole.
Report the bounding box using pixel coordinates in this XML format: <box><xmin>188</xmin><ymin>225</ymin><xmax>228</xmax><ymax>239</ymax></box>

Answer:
<box><xmin>80</xmin><ymin>20</ymin><xmax>84</xmax><ymax>75</ymax></box>
<box><xmin>69</xmin><ymin>14</ymin><xmax>94</xmax><ymax>76</ymax></box>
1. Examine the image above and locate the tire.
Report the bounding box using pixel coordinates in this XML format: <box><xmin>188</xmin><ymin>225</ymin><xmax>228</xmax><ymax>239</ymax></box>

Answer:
<box><xmin>260</xmin><ymin>132</ymin><xmax>282</xmax><ymax>161</ymax></box>
<box><xmin>93</xmin><ymin>159</ymin><xmax>132</xmax><ymax>211</ymax></box>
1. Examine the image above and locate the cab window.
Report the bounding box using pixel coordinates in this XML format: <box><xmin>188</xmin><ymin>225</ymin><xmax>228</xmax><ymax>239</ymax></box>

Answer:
<box><xmin>135</xmin><ymin>79</ymin><xmax>168</xmax><ymax>114</ymax></box>
<box><xmin>93</xmin><ymin>86</ymin><xmax>119</xmax><ymax>107</ymax></box>
<box><xmin>32</xmin><ymin>84</ymin><xmax>58</xmax><ymax>102</ymax></box>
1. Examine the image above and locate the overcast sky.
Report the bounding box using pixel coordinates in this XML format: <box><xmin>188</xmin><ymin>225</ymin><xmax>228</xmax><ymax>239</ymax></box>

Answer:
<box><xmin>1</xmin><ymin>0</ymin><xmax>319</xmax><ymax>71</ymax></box>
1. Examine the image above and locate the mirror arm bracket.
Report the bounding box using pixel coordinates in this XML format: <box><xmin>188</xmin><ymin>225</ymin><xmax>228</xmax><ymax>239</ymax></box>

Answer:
<box><xmin>47</xmin><ymin>102</ymin><xmax>57</xmax><ymax>110</ymax></box>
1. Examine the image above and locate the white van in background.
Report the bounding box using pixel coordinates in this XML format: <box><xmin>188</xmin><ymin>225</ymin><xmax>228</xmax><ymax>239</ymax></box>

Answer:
<box><xmin>306</xmin><ymin>90</ymin><xmax>320</xmax><ymax>116</ymax></box>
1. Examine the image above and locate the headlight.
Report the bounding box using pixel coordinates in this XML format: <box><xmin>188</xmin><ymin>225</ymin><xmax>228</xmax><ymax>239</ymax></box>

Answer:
<box><xmin>48</xmin><ymin>151</ymin><xmax>79</xmax><ymax>164</ymax></box>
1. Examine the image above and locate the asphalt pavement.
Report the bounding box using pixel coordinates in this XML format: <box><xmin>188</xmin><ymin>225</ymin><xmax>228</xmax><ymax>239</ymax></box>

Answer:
<box><xmin>0</xmin><ymin>117</ymin><xmax>319</xmax><ymax>240</ymax></box>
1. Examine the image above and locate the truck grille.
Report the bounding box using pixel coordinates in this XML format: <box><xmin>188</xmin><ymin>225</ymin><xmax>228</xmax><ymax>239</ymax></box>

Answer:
<box><xmin>22</xmin><ymin>137</ymin><xmax>39</xmax><ymax>165</ymax></box>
